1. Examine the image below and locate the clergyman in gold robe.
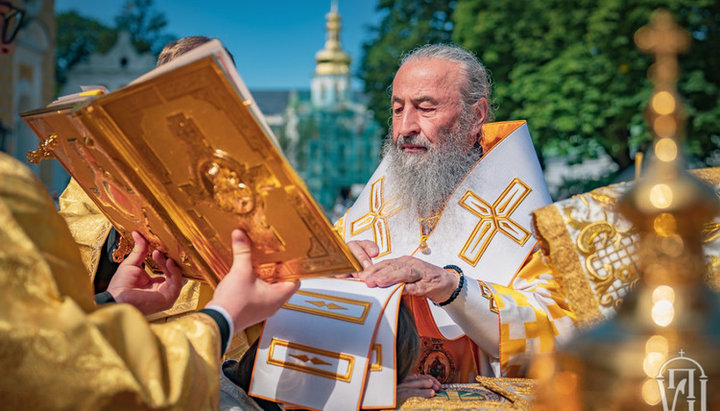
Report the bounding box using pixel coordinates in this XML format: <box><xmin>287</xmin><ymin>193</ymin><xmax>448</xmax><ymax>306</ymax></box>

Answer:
<box><xmin>0</xmin><ymin>149</ymin><xmax>298</xmax><ymax>408</ymax></box>
<box><xmin>0</xmin><ymin>8</ymin><xmax>298</xmax><ymax>407</ymax></box>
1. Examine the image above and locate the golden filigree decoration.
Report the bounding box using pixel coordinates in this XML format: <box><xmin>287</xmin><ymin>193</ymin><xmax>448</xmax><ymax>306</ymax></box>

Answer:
<box><xmin>458</xmin><ymin>178</ymin><xmax>532</xmax><ymax>266</ymax></box>
<box><xmin>563</xmin><ymin>198</ymin><xmax>640</xmax><ymax>309</ymax></box>
<box><xmin>26</xmin><ymin>134</ymin><xmax>58</xmax><ymax>164</ymax></box>
<box><xmin>350</xmin><ymin>176</ymin><xmax>401</xmax><ymax>257</ymax></box>
<box><xmin>200</xmin><ymin>160</ymin><xmax>255</xmax><ymax>215</ymax></box>
<box><xmin>112</xmin><ymin>234</ymin><xmax>134</xmax><ymax>263</ymax></box>
<box><xmin>168</xmin><ymin>112</ymin><xmax>286</xmax><ymax>255</ymax></box>
<box><xmin>564</xmin><ymin>185</ymin><xmax>720</xmax><ymax>310</ymax></box>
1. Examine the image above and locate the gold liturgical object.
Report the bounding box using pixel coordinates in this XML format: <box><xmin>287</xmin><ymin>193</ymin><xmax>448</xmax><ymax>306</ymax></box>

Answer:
<box><xmin>535</xmin><ymin>11</ymin><xmax>720</xmax><ymax>410</ymax></box>
<box><xmin>21</xmin><ymin>49</ymin><xmax>361</xmax><ymax>286</ymax></box>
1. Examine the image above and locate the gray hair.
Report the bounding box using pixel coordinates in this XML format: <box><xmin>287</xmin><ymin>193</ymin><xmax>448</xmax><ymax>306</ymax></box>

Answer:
<box><xmin>400</xmin><ymin>44</ymin><xmax>494</xmax><ymax>121</ymax></box>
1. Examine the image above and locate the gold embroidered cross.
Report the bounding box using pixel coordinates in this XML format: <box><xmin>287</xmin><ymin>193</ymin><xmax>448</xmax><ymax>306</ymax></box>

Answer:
<box><xmin>350</xmin><ymin>177</ymin><xmax>401</xmax><ymax>257</ymax></box>
<box><xmin>458</xmin><ymin>178</ymin><xmax>532</xmax><ymax>266</ymax></box>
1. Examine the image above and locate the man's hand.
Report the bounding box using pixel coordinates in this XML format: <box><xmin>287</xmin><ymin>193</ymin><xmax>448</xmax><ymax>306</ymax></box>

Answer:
<box><xmin>347</xmin><ymin>240</ymin><xmax>379</xmax><ymax>269</ymax></box>
<box><xmin>334</xmin><ymin>240</ymin><xmax>379</xmax><ymax>279</ymax></box>
<box><xmin>207</xmin><ymin>229</ymin><xmax>300</xmax><ymax>331</ymax></box>
<box><xmin>358</xmin><ymin>256</ymin><xmax>459</xmax><ymax>303</ymax></box>
<box><xmin>107</xmin><ymin>231</ymin><xmax>183</xmax><ymax>315</ymax></box>
<box><xmin>397</xmin><ymin>374</ymin><xmax>442</xmax><ymax>401</ymax></box>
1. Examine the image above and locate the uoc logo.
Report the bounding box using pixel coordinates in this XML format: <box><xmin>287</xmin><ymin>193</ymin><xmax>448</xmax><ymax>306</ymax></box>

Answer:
<box><xmin>655</xmin><ymin>350</ymin><xmax>707</xmax><ymax>411</ymax></box>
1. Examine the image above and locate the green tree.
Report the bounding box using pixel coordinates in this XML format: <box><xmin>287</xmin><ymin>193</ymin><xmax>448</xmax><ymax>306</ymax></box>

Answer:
<box><xmin>56</xmin><ymin>0</ymin><xmax>175</xmax><ymax>91</ymax></box>
<box><xmin>359</xmin><ymin>0</ymin><xmax>456</xmax><ymax>131</ymax></box>
<box><xmin>56</xmin><ymin>11</ymin><xmax>116</xmax><ymax>86</ymax></box>
<box><xmin>453</xmin><ymin>0</ymin><xmax>720</xmax><ymax>189</ymax></box>
<box><xmin>114</xmin><ymin>0</ymin><xmax>175</xmax><ymax>55</ymax></box>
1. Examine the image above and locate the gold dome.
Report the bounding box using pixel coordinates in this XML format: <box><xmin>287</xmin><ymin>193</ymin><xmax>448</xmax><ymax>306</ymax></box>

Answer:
<box><xmin>315</xmin><ymin>1</ymin><xmax>351</xmax><ymax>76</ymax></box>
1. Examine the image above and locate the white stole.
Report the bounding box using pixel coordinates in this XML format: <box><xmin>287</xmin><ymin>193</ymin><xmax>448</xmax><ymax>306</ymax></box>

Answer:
<box><xmin>338</xmin><ymin>121</ymin><xmax>551</xmax><ymax>339</ymax></box>
<box><xmin>250</xmin><ymin>278</ymin><xmax>404</xmax><ymax>410</ymax></box>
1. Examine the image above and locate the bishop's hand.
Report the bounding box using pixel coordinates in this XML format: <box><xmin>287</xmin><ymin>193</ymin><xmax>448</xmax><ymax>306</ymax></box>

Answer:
<box><xmin>347</xmin><ymin>239</ymin><xmax>379</xmax><ymax>269</ymax></box>
<box><xmin>358</xmin><ymin>256</ymin><xmax>459</xmax><ymax>304</ymax></box>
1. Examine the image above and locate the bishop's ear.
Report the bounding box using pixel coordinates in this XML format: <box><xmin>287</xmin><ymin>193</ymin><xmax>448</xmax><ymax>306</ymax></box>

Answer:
<box><xmin>472</xmin><ymin>98</ymin><xmax>489</xmax><ymax>144</ymax></box>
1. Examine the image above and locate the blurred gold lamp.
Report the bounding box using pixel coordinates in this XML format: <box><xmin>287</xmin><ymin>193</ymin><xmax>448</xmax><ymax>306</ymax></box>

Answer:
<box><xmin>535</xmin><ymin>10</ymin><xmax>720</xmax><ymax>410</ymax></box>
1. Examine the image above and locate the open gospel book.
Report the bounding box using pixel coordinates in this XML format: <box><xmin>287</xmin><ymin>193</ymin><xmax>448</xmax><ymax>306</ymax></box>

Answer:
<box><xmin>21</xmin><ymin>40</ymin><xmax>360</xmax><ymax>285</ymax></box>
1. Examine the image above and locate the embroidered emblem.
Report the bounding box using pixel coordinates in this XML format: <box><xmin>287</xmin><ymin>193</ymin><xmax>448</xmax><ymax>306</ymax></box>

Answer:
<box><xmin>562</xmin><ymin>201</ymin><xmax>640</xmax><ymax>310</ymax></box>
<box><xmin>267</xmin><ymin>338</ymin><xmax>354</xmax><ymax>382</ymax></box>
<box><xmin>282</xmin><ymin>290</ymin><xmax>372</xmax><ymax>324</ymax></box>
<box><xmin>350</xmin><ymin>177</ymin><xmax>401</xmax><ymax>257</ymax></box>
<box><xmin>458</xmin><ymin>178</ymin><xmax>532</xmax><ymax>266</ymax></box>
<box><xmin>418</xmin><ymin>338</ymin><xmax>455</xmax><ymax>383</ymax></box>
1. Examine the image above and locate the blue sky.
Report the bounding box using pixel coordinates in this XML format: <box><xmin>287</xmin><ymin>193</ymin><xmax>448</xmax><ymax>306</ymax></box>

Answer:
<box><xmin>55</xmin><ymin>0</ymin><xmax>384</xmax><ymax>90</ymax></box>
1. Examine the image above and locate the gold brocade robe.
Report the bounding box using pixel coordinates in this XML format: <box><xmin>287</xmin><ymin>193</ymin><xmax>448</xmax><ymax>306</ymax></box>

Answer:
<box><xmin>532</xmin><ymin>167</ymin><xmax>720</xmax><ymax>326</ymax></box>
<box><xmin>0</xmin><ymin>153</ymin><xmax>222</xmax><ymax>409</ymax></box>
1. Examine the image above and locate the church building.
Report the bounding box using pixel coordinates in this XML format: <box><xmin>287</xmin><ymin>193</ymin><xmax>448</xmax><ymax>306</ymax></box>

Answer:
<box><xmin>276</xmin><ymin>2</ymin><xmax>383</xmax><ymax>218</ymax></box>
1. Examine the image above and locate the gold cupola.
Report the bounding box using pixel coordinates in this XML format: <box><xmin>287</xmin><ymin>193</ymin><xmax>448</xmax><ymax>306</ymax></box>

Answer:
<box><xmin>314</xmin><ymin>0</ymin><xmax>351</xmax><ymax>76</ymax></box>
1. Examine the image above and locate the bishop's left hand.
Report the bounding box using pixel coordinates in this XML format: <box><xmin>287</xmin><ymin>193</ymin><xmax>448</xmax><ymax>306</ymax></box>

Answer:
<box><xmin>358</xmin><ymin>256</ymin><xmax>459</xmax><ymax>304</ymax></box>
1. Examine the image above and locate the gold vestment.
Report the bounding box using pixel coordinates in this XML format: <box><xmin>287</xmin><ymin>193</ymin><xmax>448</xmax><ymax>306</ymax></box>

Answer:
<box><xmin>0</xmin><ymin>153</ymin><xmax>221</xmax><ymax>409</ymax></box>
<box><xmin>532</xmin><ymin>167</ymin><xmax>720</xmax><ymax>326</ymax></box>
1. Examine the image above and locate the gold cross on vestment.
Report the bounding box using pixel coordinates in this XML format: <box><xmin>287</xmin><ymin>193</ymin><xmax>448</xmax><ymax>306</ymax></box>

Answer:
<box><xmin>350</xmin><ymin>177</ymin><xmax>401</xmax><ymax>257</ymax></box>
<box><xmin>458</xmin><ymin>178</ymin><xmax>532</xmax><ymax>266</ymax></box>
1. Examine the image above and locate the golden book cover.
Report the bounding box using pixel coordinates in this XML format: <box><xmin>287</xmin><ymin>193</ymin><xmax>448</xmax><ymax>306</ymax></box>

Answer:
<box><xmin>21</xmin><ymin>40</ymin><xmax>360</xmax><ymax>286</ymax></box>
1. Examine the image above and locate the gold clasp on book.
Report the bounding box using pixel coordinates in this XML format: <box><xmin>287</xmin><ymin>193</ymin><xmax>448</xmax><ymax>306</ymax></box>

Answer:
<box><xmin>26</xmin><ymin>134</ymin><xmax>58</xmax><ymax>164</ymax></box>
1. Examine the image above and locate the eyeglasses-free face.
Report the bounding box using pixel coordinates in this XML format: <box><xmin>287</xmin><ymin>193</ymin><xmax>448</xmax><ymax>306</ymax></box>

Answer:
<box><xmin>0</xmin><ymin>1</ymin><xmax>25</xmax><ymax>45</ymax></box>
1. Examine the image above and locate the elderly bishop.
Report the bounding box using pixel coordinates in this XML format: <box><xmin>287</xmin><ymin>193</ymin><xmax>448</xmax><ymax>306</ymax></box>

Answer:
<box><xmin>337</xmin><ymin>44</ymin><xmax>576</xmax><ymax>389</ymax></box>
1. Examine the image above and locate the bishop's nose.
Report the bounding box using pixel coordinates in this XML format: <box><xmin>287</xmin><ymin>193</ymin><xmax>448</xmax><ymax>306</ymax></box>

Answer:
<box><xmin>394</xmin><ymin>107</ymin><xmax>421</xmax><ymax>140</ymax></box>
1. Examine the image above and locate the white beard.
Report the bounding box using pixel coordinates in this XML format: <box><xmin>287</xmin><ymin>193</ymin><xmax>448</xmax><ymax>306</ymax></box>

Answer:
<box><xmin>383</xmin><ymin>114</ymin><xmax>483</xmax><ymax>221</ymax></box>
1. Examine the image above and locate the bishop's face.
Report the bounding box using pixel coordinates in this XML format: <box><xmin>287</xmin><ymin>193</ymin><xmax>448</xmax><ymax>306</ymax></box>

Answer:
<box><xmin>385</xmin><ymin>57</ymin><xmax>485</xmax><ymax>217</ymax></box>
<box><xmin>390</xmin><ymin>57</ymin><xmax>476</xmax><ymax>158</ymax></box>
